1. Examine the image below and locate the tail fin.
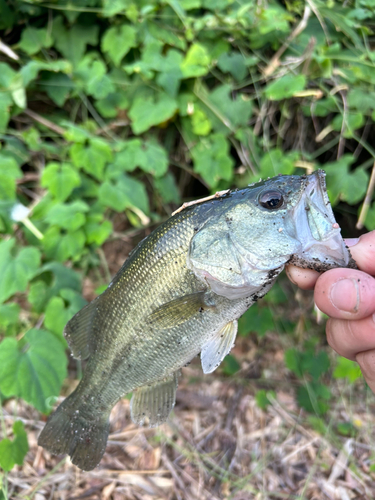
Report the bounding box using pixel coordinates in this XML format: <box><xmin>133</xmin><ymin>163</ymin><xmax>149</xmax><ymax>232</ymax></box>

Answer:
<box><xmin>38</xmin><ymin>396</ymin><xmax>110</xmax><ymax>471</ymax></box>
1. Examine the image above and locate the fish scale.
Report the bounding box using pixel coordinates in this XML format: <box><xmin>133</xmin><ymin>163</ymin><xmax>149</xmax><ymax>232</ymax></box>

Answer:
<box><xmin>38</xmin><ymin>171</ymin><xmax>354</xmax><ymax>471</ymax></box>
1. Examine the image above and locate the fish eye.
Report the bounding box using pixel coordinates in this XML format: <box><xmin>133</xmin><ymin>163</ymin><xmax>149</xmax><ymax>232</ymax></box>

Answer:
<box><xmin>259</xmin><ymin>190</ymin><xmax>284</xmax><ymax>210</ymax></box>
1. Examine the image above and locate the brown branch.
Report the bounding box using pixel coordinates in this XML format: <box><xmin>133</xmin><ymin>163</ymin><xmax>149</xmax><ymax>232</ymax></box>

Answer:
<box><xmin>263</xmin><ymin>5</ymin><xmax>311</xmax><ymax>77</ymax></box>
<box><xmin>23</xmin><ymin>108</ymin><xmax>65</xmax><ymax>136</ymax></box>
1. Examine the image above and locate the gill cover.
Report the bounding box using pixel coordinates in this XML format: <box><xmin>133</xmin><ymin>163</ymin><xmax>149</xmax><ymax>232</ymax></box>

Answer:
<box><xmin>187</xmin><ymin>200</ymin><xmax>300</xmax><ymax>299</ymax></box>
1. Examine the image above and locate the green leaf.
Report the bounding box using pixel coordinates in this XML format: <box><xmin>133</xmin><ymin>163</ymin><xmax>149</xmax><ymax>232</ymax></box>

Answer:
<box><xmin>95</xmin><ymin>92</ymin><xmax>129</xmax><ymax>118</ymax></box>
<box><xmin>0</xmin><ymin>439</ymin><xmax>14</xmax><ymax>471</ymax></box>
<box><xmin>43</xmin><ymin>227</ymin><xmax>86</xmax><ymax>262</ymax></box>
<box><xmin>45</xmin><ymin>201</ymin><xmax>89</xmax><ymax>231</ymax></box>
<box><xmin>238</xmin><ymin>305</ymin><xmax>275</xmax><ymax>337</ymax></box>
<box><xmin>203</xmin><ymin>0</ymin><xmax>232</xmax><ymax>9</ymax></box>
<box><xmin>99</xmin><ymin>174</ymin><xmax>149</xmax><ymax>215</ymax></box>
<box><xmin>0</xmin><ymin>239</ymin><xmax>41</xmax><ymax>304</ymax></box>
<box><xmin>0</xmin><ymin>62</ymin><xmax>16</xmax><ymax>89</ymax></box>
<box><xmin>103</xmin><ymin>0</ymin><xmax>134</xmax><ymax>16</ymax></box>
<box><xmin>308</xmin><ymin>351</ymin><xmax>330</xmax><ymax>381</ymax></box>
<box><xmin>221</xmin><ymin>354</ymin><xmax>241</xmax><ymax>376</ymax></box>
<box><xmin>154</xmin><ymin>173</ymin><xmax>180</xmax><ymax>204</ymax></box>
<box><xmin>336</xmin><ymin>421</ymin><xmax>357</xmax><ymax>437</ymax></box>
<box><xmin>53</xmin><ymin>17</ymin><xmax>99</xmax><ymax>67</ymax></box>
<box><xmin>303</xmin><ymin>96</ymin><xmax>337</xmax><ymax>117</ymax></box>
<box><xmin>88</xmin><ymin>65</ymin><xmax>115</xmax><ymax>100</ymax></box>
<box><xmin>62</xmin><ymin>123</ymin><xmax>92</xmax><ymax>143</ymax></box>
<box><xmin>191</xmin><ymin>133</ymin><xmax>234</xmax><ymax>187</ymax></box>
<box><xmin>129</xmin><ymin>92</ymin><xmax>178</xmax><ymax>134</ymax></box>
<box><xmin>0</xmin><ymin>421</ymin><xmax>28</xmax><ymax>471</ymax></box>
<box><xmin>202</xmin><ymin>85</ymin><xmax>253</xmax><ymax>134</ymax></box>
<box><xmin>18</xmin><ymin>27</ymin><xmax>52</xmax><ymax>55</ymax></box>
<box><xmin>110</xmin><ymin>139</ymin><xmax>168</xmax><ymax>178</ymax></box>
<box><xmin>364</xmin><ymin>202</ymin><xmax>375</xmax><ymax>231</ymax></box>
<box><xmin>297</xmin><ymin>382</ymin><xmax>331</xmax><ymax>415</ymax></box>
<box><xmin>0</xmin><ymin>0</ymin><xmax>16</xmax><ymax>30</ymax></box>
<box><xmin>0</xmin><ymin>155</ymin><xmax>22</xmax><ymax>199</ymax></box>
<box><xmin>43</xmin><ymin>296</ymin><xmax>70</xmax><ymax>340</ymax></box>
<box><xmin>217</xmin><ymin>52</ymin><xmax>248</xmax><ymax>81</ymax></box>
<box><xmin>284</xmin><ymin>348</ymin><xmax>302</xmax><ymax>377</ymax></box>
<box><xmin>0</xmin><ymin>329</ymin><xmax>67</xmax><ymax>413</ymax></box>
<box><xmin>102</xmin><ymin>25</ymin><xmax>137</xmax><ymax>66</ymax></box>
<box><xmin>259</xmin><ymin>149</ymin><xmax>298</xmax><ymax>178</ymax></box>
<box><xmin>191</xmin><ymin>106</ymin><xmax>212</xmax><ymax>136</ymax></box>
<box><xmin>331</xmin><ymin>112</ymin><xmax>365</xmax><ymax>138</ymax></box>
<box><xmin>347</xmin><ymin>88</ymin><xmax>375</xmax><ymax>113</ymax></box>
<box><xmin>21</xmin><ymin>60</ymin><xmax>72</xmax><ymax>87</ymax></box>
<box><xmin>39</xmin><ymin>73</ymin><xmax>72</xmax><ymax>106</ymax></box>
<box><xmin>333</xmin><ymin>356</ymin><xmax>362</xmax><ymax>383</ymax></box>
<box><xmin>181</xmin><ymin>43</ymin><xmax>211</xmax><ymax>78</ymax></box>
<box><xmin>28</xmin><ymin>262</ymin><xmax>82</xmax><ymax>313</ymax></box>
<box><xmin>84</xmin><ymin>220</ymin><xmax>113</xmax><ymax>246</ymax></box>
<box><xmin>325</xmin><ymin>155</ymin><xmax>368</xmax><ymax>205</ymax></box>
<box><xmin>180</xmin><ymin>0</ymin><xmax>201</xmax><ymax>8</ymax></box>
<box><xmin>41</xmin><ymin>162</ymin><xmax>81</xmax><ymax>201</ymax></box>
<box><xmin>264</xmin><ymin>74</ymin><xmax>306</xmax><ymax>101</ymax></box>
<box><xmin>28</xmin><ymin>281</ymin><xmax>49</xmax><ymax>314</ymax></box>
<box><xmin>0</xmin><ymin>93</ymin><xmax>12</xmax><ymax>133</ymax></box>
<box><xmin>307</xmin><ymin>415</ymin><xmax>327</xmax><ymax>435</ymax></box>
<box><xmin>0</xmin><ymin>303</ymin><xmax>20</xmax><ymax>328</ymax></box>
<box><xmin>70</xmin><ymin>139</ymin><xmax>113</xmax><ymax>180</ymax></box>
<box><xmin>255</xmin><ymin>389</ymin><xmax>276</xmax><ymax>410</ymax></box>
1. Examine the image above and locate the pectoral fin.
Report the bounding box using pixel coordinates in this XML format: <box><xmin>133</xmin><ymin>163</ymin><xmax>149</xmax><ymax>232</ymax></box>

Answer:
<box><xmin>130</xmin><ymin>371</ymin><xmax>180</xmax><ymax>427</ymax></box>
<box><xmin>201</xmin><ymin>320</ymin><xmax>238</xmax><ymax>374</ymax></box>
<box><xmin>147</xmin><ymin>291</ymin><xmax>214</xmax><ymax>329</ymax></box>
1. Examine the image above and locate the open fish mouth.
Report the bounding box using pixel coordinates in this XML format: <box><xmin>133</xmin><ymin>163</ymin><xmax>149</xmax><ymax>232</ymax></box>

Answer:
<box><xmin>287</xmin><ymin>170</ymin><xmax>355</xmax><ymax>271</ymax></box>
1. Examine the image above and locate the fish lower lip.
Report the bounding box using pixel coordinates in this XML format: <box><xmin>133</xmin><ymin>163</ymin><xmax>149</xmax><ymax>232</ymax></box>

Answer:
<box><xmin>296</xmin><ymin>171</ymin><xmax>351</xmax><ymax>267</ymax></box>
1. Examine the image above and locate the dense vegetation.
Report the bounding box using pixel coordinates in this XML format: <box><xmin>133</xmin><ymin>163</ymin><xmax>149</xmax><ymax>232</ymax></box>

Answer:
<box><xmin>0</xmin><ymin>0</ymin><xmax>374</xmax><ymax>476</ymax></box>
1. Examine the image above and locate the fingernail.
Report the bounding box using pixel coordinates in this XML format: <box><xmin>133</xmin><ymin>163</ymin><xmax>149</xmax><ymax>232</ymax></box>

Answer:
<box><xmin>344</xmin><ymin>238</ymin><xmax>359</xmax><ymax>247</ymax></box>
<box><xmin>330</xmin><ymin>279</ymin><xmax>359</xmax><ymax>312</ymax></box>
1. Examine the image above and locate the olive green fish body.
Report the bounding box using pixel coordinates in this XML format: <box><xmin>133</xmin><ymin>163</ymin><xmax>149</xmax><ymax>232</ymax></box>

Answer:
<box><xmin>38</xmin><ymin>172</ymin><xmax>354</xmax><ymax>470</ymax></box>
<box><xmin>64</xmin><ymin>199</ymin><xmax>254</xmax><ymax>410</ymax></box>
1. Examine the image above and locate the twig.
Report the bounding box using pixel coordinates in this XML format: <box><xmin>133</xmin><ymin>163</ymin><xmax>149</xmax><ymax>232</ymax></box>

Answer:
<box><xmin>23</xmin><ymin>109</ymin><xmax>65</xmax><ymax>136</ymax></box>
<box><xmin>263</xmin><ymin>5</ymin><xmax>311</xmax><ymax>77</ymax></box>
<box><xmin>96</xmin><ymin>120</ymin><xmax>129</xmax><ymax>136</ymax></box>
<box><xmin>356</xmin><ymin>160</ymin><xmax>375</xmax><ymax>229</ymax></box>
<box><xmin>337</xmin><ymin>89</ymin><xmax>347</xmax><ymax>159</ymax></box>
<box><xmin>0</xmin><ymin>40</ymin><xmax>19</xmax><ymax>60</ymax></box>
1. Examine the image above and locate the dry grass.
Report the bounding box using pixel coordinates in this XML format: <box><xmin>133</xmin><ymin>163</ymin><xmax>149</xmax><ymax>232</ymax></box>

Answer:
<box><xmin>3</xmin><ymin>343</ymin><xmax>375</xmax><ymax>500</ymax></box>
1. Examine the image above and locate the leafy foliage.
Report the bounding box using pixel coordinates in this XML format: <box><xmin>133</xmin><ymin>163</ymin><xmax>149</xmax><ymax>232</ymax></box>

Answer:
<box><xmin>0</xmin><ymin>421</ymin><xmax>28</xmax><ymax>472</ymax></box>
<box><xmin>0</xmin><ymin>0</ymin><xmax>374</xmax><ymax>470</ymax></box>
<box><xmin>285</xmin><ymin>346</ymin><xmax>331</xmax><ymax>415</ymax></box>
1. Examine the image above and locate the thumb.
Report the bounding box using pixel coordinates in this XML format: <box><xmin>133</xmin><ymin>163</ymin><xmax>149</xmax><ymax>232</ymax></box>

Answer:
<box><xmin>314</xmin><ymin>268</ymin><xmax>375</xmax><ymax>320</ymax></box>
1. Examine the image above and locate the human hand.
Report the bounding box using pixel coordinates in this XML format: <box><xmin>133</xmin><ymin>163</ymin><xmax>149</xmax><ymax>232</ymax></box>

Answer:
<box><xmin>286</xmin><ymin>231</ymin><xmax>375</xmax><ymax>393</ymax></box>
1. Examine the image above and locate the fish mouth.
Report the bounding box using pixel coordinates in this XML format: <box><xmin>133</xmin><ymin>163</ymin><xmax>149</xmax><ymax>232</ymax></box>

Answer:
<box><xmin>287</xmin><ymin>170</ymin><xmax>355</xmax><ymax>271</ymax></box>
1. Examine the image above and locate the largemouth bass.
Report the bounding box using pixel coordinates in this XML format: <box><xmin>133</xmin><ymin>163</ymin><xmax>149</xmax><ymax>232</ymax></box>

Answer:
<box><xmin>38</xmin><ymin>171</ymin><xmax>354</xmax><ymax>471</ymax></box>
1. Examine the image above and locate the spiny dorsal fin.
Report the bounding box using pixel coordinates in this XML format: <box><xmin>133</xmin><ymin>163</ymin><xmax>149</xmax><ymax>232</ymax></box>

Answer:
<box><xmin>130</xmin><ymin>371</ymin><xmax>180</xmax><ymax>427</ymax></box>
<box><xmin>201</xmin><ymin>320</ymin><xmax>238</xmax><ymax>374</ymax></box>
<box><xmin>147</xmin><ymin>292</ymin><xmax>214</xmax><ymax>329</ymax></box>
<box><xmin>64</xmin><ymin>297</ymin><xmax>99</xmax><ymax>360</ymax></box>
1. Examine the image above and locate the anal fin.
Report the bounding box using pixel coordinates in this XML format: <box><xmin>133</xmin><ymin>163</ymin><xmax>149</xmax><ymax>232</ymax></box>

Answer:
<box><xmin>201</xmin><ymin>320</ymin><xmax>238</xmax><ymax>374</ymax></box>
<box><xmin>130</xmin><ymin>371</ymin><xmax>179</xmax><ymax>427</ymax></box>
<box><xmin>63</xmin><ymin>296</ymin><xmax>99</xmax><ymax>360</ymax></box>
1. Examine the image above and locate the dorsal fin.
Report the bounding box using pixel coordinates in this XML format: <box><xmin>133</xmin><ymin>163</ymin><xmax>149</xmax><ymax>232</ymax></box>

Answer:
<box><xmin>63</xmin><ymin>296</ymin><xmax>100</xmax><ymax>360</ymax></box>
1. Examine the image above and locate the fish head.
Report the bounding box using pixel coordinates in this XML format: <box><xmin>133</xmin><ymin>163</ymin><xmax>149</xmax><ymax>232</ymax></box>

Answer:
<box><xmin>188</xmin><ymin>170</ymin><xmax>354</xmax><ymax>299</ymax></box>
